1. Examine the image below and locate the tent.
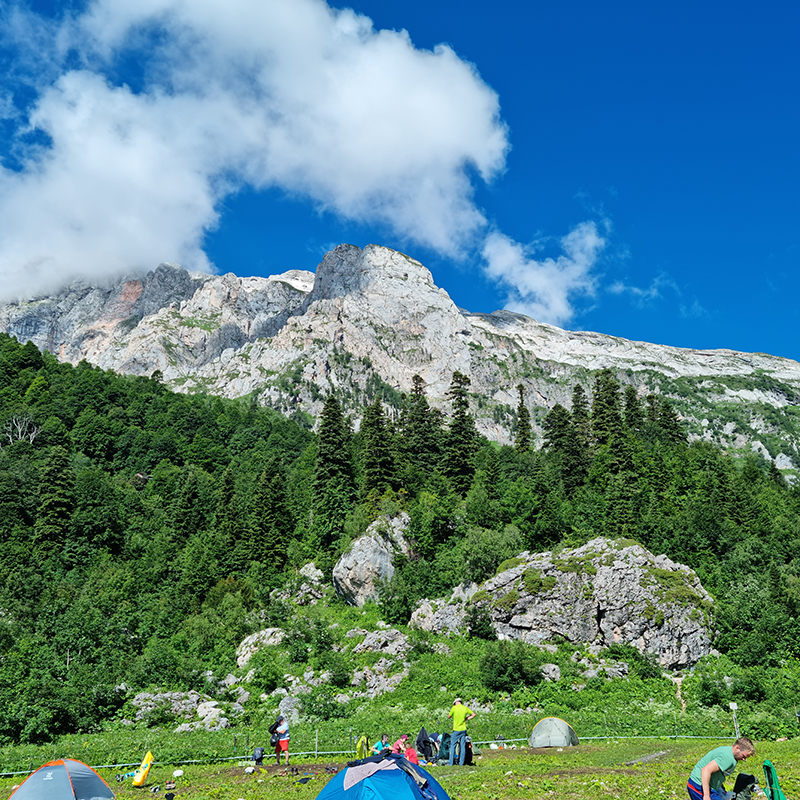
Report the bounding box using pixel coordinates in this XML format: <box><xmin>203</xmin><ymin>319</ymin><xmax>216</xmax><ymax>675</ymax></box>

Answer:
<box><xmin>10</xmin><ymin>759</ymin><xmax>115</xmax><ymax>800</ymax></box>
<box><xmin>315</xmin><ymin>754</ymin><xmax>451</xmax><ymax>800</ymax></box>
<box><xmin>528</xmin><ymin>717</ymin><xmax>579</xmax><ymax>748</ymax></box>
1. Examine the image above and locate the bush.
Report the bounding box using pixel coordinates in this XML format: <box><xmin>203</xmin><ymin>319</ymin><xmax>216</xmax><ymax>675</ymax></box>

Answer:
<box><xmin>466</xmin><ymin>604</ymin><xmax>496</xmax><ymax>641</ymax></box>
<box><xmin>480</xmin><ymin>640</ymin><xmax>544</xmax><ymax>692</ymax></box>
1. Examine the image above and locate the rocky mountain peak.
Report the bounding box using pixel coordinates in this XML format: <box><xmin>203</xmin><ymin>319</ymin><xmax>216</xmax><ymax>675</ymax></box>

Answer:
<box><xmin>1</xmin><ymin>243</ymin><xmax>799</xmax><ymax>469</ymax></box>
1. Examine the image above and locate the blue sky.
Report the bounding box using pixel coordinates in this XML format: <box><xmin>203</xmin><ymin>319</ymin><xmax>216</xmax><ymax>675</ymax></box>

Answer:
<box><xmin>1</xmin><ymin>0</ymin><xmax>798</xmax><ymax>359</ymax></box>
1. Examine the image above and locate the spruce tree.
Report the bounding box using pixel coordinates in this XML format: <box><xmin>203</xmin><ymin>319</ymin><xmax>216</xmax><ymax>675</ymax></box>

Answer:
<box><xmin>395</xmin><ymin>375</ymin><xmax>444</xmax><ymax>492</ymax></box>
<box><xmin>311</xmin><ymin>395</ymin><xmax>356</xmax><ymax>563</ymax></box>
<box><xmin>623</xmin><ymin>385</ymin><xmax>644</xmax><ymax>433</ymax></box>
<box><xmin>250</xmin><ymin>460</ymin><xmax>293</xmax><ymax>576</ymax></box>
<box><xmin>591</xmin><ymin>369</ymin><xmax>623</xmax><ymax>447</ymax></box>
<box><xmin>571</xmin><ymin>383</ymin><xmax>591</xmax><ymax>452</ymax></box>
<box><xmin>444</xmin><ymin>371</ymin><xmax>479</xmax><ymax>495</ymax></box>
<box><xmin>515</xmin><ymin>384</ymin><xmax>532</xmax><ymax>452</ymax></box>
<box><xmin>33</xmin><ymin>445</ymin><xmax>75</xmax><ymax>553</ymax></box>
<box><xmin>359</xmin><ymin>398</ymin><xmax>396</xmax><ymax>497</ymax></box>
<box><xmin>657</xmin><ymin>399</ymin><xmax>687</xmax><ymax>444</ymax></box>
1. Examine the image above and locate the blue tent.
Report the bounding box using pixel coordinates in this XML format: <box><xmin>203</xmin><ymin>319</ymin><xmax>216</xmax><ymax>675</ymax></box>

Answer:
<box><xmin>10</xmin><ymin>759</ymin><xmax>114</xmax><ymax>800</ymax></box>
<box><xmin>315</xmin><ymin>755</ymin><xmax>451</xmax><ymax>800</ymax></box>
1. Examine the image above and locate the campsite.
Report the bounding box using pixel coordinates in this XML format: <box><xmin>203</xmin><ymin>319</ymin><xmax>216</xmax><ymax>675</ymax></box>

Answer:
<box><xmin>4</xmin><ymin>739</ymin><xmax>800</xmax><ymax>800</ymax></box>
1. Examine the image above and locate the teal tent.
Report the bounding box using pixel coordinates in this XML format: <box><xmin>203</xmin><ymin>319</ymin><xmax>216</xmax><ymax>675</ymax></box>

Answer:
<box><xmin>528</xmin><ymin>717</ymin><xmax>579</xmax><ymax>748</ymax></box>
<box><xmin>10</xmin><ymin>759</ymin><xmax>114</xmax><ymax>800</ymax></box>
<box><xmin>315</xmin><ymin>754</ymin><xmax>451</xmax><ymax>800</ymax></box>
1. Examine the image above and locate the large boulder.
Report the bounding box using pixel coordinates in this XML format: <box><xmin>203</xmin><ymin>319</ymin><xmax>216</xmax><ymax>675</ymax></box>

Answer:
<box><xmin>478</xmin><ymin>537</ymin><xmax>714</xmax><ymax>669</ymax></box>
<box><xmin>332</xmin><ymin>513</ymin><xmax>411</xmax><ymax>606</ymax></box>
<box><xmin>411</xmin><ymin>537</ymin><xmax>715</xmax><ymax>669</ymax></box>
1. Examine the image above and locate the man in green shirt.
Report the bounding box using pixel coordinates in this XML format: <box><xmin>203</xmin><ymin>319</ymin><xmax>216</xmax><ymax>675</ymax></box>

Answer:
<box><xmin>448</xmin><ymin>697</ymin><xmax>476</xmax><ymax>766</ymax></box>
<box><xmin>687</xmin><ymin>737</ymin><xmax>755</xmax><ymax>800</ymax></box>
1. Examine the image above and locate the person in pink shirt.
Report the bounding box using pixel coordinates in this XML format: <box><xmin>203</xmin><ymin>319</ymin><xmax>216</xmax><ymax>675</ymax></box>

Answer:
<box><xmin>392</xmin><ymin>734</ymin><xmax>410</xmax><ymax>753</ymax></box>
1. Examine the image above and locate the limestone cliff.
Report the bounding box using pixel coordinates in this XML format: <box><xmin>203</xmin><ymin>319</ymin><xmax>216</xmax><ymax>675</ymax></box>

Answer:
<box><xmin>1</xmin><ymin>243</ymin><xmax>799</xmax><ymax>471</ymax></box>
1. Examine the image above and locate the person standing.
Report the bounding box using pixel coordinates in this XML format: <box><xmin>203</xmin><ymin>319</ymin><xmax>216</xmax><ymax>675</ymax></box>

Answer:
<box><xmin>687</xmin><ymin>737</ymin><xmax>755</xmax><ymax>800</ymax></box>
<box><xmin>275</xmin><ymin>714</ymin><xmax>290</xmax><ymax>766</ymax></box>
<box><xmin>448</xmin><ymin>697</ymin><xmax>476</xmax><ymax>766</ymax></box>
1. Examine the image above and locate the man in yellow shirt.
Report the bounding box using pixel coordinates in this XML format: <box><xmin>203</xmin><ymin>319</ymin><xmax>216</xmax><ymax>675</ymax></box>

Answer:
<box><xmin>448</xmin><ymin>697</ymin><xmax>476</xmax><ymax>766</ymax></box>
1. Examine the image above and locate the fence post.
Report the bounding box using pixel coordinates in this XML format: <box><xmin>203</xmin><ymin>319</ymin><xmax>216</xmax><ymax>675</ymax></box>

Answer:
<box><xmin>316</xmin><ymin>729</ymin><xmax>319</xmax><ymax>760</ymax></box>
<box><xmin>673</xmin><ymin>711</ymin><xmax>678</xmax><ymax>740</ymax></box>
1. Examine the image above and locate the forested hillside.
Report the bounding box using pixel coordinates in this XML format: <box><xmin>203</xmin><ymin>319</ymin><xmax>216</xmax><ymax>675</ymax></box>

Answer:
<box><xmin>1</xmin><ymin>332</ymin><xmax>799</xmax><ymax>745</ymax></box>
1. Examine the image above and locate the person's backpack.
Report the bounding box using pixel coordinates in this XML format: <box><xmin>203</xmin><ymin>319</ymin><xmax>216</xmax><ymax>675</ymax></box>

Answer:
<box><xmin>268</xmin><ymin>718</ymin><xmax>281</xmax><ymax>734</ymax></box>
<box><xmin>733</xmin><ymin>773</ymin><xmax>758</xmax><ymax>800</ymax></box>
<box><xmin>270</xmin><ymin>732</ymin><xmax>279</xmax><ymax>747</ymax></box>
<box><xmin>253</xmin><ymin>747</ymin><xmax>264</xmax><ymax>765</ymax></box>
<box><xmin>464</xmin><ymin>736</ymin><xmax>474</xmax><ymax>766</ymax></box>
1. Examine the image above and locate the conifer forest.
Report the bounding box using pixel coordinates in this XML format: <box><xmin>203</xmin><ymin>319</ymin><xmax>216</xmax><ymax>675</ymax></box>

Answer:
<box><xmin>0</xmin><ymin>332</ymin><xmax>799</xmax><ymax>745</ymax></box>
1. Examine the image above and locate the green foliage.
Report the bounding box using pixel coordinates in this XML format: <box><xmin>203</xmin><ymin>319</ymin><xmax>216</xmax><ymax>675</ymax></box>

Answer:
<box><xmin>480</xmin><ymin>640</ymin><xmax>544</xmax><ymax>692</ymax></box>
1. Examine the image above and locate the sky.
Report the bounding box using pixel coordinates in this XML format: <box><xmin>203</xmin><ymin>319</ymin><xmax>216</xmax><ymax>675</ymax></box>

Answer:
<box><xmin>0</xmin><ymin>0</ymin><xmax>798</xmax><ymax>359</ymax></box>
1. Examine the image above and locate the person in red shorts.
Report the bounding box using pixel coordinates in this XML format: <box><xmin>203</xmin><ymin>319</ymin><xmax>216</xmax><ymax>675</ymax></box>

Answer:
<box><xmin>275</xmin><ymin>715</ymin><xmax>290</xmax><ymax>766</ymax></box>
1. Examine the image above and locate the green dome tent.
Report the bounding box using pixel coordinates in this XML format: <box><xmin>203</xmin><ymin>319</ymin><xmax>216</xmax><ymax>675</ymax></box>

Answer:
<box><xmin>528</xmin><ymin>717</ymin><xmax>579</xmax><ymax>748</ymax></box>
<box><xmin>10</xmin><ymin>759</ymin><xmax>115</xmax><ymax>800</ymax></box>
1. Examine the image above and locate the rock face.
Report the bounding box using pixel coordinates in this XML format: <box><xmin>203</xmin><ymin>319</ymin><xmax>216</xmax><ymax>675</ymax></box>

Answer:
<box><xmin>412</xmin><ymin>537</ymin><xmax>715</xmax><ymax>669</ymax></box>
<box><xmin>410</xmin><ymin>583</ymin><xmax>478</xmax><ymax>634</ymax></box>
<box><xmin>236</xmin><ymin>627</ymin><xmax>286</xmax><ymax>669</ymax></box>
<box><xmin>2</xmin><ymin>244</ymin><xmax>800</xmax><ymax>467</ymax></box>
<box><xmin>332</xmin><ymin>513</ymin><xmax>411</xmax><ymax>606</ymax></box>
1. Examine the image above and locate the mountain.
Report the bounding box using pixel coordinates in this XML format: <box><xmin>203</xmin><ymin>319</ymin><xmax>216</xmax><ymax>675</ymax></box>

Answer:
<box><xmin>2</xmin><ymin>243</ymin><xmax>799</xmax><ymax>472</ymax></box>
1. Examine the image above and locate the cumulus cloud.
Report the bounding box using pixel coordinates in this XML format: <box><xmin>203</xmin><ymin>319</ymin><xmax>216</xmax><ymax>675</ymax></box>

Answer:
<box><xmin>0</xmin><ymin>0</ymin><xmax>509</xmax><ymax>299</ymax></box>
<box><xmin>482</xmin><ymin>221</ymin><xmax>607</xmax><ymax>326</ymax></box>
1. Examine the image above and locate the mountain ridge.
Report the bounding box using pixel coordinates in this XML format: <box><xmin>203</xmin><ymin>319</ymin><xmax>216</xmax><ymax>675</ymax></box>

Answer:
<box><xmin>2</xmin><ymin>243</ymin><xmax>799</xmax><ymax>471</ymax></box>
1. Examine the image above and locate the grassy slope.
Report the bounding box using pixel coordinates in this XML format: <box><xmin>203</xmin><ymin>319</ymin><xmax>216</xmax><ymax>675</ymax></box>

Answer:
<box><xmin>4</xmin><ymin>740</ymin><xmax>800</xmax><ymax>800</ymax></box>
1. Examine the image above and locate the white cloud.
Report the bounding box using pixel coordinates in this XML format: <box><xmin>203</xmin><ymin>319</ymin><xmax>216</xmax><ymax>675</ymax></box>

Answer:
<box><xmin>0</xmin><ymin>0</ymin><xmax>509</xmax><ymax>300</ymax></box>
<box><xmin>609</xmin><ymin>273</ymin><xmax>678</xmax><ymax>303</ymax></box>
<box><xmin>481</xmin><ymin>221</ymin><xmax>606</xmax><ymax>326</ymax></box>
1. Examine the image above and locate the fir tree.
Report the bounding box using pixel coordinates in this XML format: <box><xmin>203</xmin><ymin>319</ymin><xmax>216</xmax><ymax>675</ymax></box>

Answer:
<box><xmin>250</xmin><ymin>460</ymin><xmax>293</xmax><ymax>576</ymax></box>
<box><xmin>591</xmin><ymin>369</ymin><xmax>623</xmax><ymax>447</ymax></box>
<box><xmin>33</xmin><ymin>445</ymin><xmax>75</xmax><ymax>553</ymax></box>
<box><xmin>623</xmin><ymin>385</ymin><xmax>644</xmax><ymax>433</ymax></box>
<box><xmin>359</xmin><ymin>398</ymin><xmax>396</xmax><ymax>497</ymax></box>
<box><xmin>311</xmin><ymin>395</ymin><xmax>356</xmax><ymax>563</ymax></box>
<box><xmin>515</xmin><ymin>384</ymin><xmax>532</xmax><ymax>452</ymax></box>
<box><xmin>444</xmin><ymin>371</ymin><xmax>479</xmax><ymax>495</ymax></box>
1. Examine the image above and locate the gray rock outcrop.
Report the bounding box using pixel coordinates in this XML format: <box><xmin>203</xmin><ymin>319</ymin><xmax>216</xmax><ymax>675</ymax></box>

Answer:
<box><xmin>236</xmin><ymin>627</ymin><xmax>286</xmax><ymax>668</ymax></box>
<box><xmin>409</xmin><ymin>583</ymin><xmax>478</xmax><ymax>634</ymax></box>
<box><xmin>411</xmin><ymin>537</ymin><xmax>714</xmax><ymax>669</ymax></box>
<box><xmin>129</xmin><ymin>690</ymin><xmax>231</xmax><ymax>731</ymax></box>
<box><xmin>332</xmin><ymin>513</ymin><xmax>411</xmax><ymax>606</ymax></box>
<box><xmin>2</xmin><ymin>244</ymin><xmax>799</xmax><ymax>467</ymax></box>
<box><xmin>482</xmin><ymin>538</ymin><xmax>713</xmax><ymax>668</ymax></box>
<box><xmin>273</xmin><ymin>562</ymin><xmax>329</xmax><ymax>606</ymax></box>
<box><xmin>279</xmin><ymin>696</ymin><xmax>302</xmax><ymax>724</ymax></box>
